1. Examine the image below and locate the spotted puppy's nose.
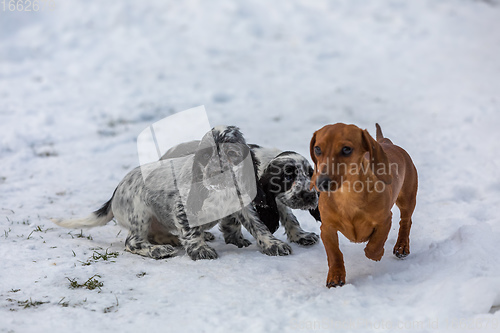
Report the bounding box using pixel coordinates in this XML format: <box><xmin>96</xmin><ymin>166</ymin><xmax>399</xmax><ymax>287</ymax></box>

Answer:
<box><xmin>316</xmin><ymin>175</ymin><xmax>331</xmax><ymax>192</ymax></box>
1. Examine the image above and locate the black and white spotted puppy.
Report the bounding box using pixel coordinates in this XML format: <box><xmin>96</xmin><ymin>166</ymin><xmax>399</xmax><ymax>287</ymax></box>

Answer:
<box><xmin>249</xmin><ymin>145</ymin><xmax>321</xmax><ymax>246</ymax></box>
<box><xmin>53</xmin><ymin>126</ymin><xmax>292</xmax><ymax>260</ymax></box>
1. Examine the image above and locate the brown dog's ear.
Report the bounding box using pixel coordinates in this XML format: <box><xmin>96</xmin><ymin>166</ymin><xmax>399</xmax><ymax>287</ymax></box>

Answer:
<box><xmin>309</xmin><ymin>131</ymin><xmax>317</xmax><ymax>165</ymax></box>
<box><xmin>309</xmin><ymin>131</ymin><xmax>318</xmax><ymax>190</ymax></box>
<box><xmin>361</xmin><ymin>129</ymin><xmax>392</xmax><ymax>185</ymax></box>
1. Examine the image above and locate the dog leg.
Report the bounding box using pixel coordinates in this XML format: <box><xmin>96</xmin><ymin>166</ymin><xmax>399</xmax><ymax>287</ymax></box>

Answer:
<box><xmin>153</xmin><ymin>197</ymin><xmax>218</xmax><ymax>260</ymax></box>
<box><xmin>393</xmin><ymin>196</ymin><xmax>416</xmax><ymax>258</ymax></box>
<box><xmin>239</xmin><ymin>205</ymin><xmax>292</xmax><ymax>256</ymax></box>
<box><xmin>176</xmin><ymin>212</ymin><xmax>218</xmax><ymax>260</ymax></box>
<box><xmin>320</xmin><ymin>223</ymin><xmax>346</xmax><ymax>287</ymax></box>
<box><xmin>121</xmin><ymin>203</ymin><xmax>177</xmax><ymax>259</ymax></box>
<box><xmin>277</xmin><ymin>202</ymin><xmax>319</xmax><ymax>246</ymax></box>
<box><xmin>364</xmin><ymin>215</ymin><xmax>392</xmax><ymax>261</ymax></box>
<box><xmin>147</xmin><ymin>217</ymin><xmax>181</xmax><ymax>246</ymax></box>
<box><xmin>125</xmin><ymin>229</ymin><xmax>177</xmax><ymax>260</ymax></box>
<box><xmin>219</xmin><ymin>216</ymin><xmax>252</xmax><ymax>248</ymax></box>
<box><xmin>148</xmin><ymin>231</ymin><xmax>181</xmax><ymax>246</ymax></box>
<box><xmin>179</xmin><ymin>226</ymin><xmax>219</xmax><ymax>260</ymax></box>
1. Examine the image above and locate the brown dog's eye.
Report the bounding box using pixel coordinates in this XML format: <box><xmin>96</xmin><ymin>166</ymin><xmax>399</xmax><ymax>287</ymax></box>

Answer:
<box><xmin>314</xmin><ymin>146</ymin><xmax>321</xmax><ymax>156</ymax></box>
<box><xmin>342</xmin><ymin>146</ymin><xmax>352</xmax><ymax>156</ymax></box>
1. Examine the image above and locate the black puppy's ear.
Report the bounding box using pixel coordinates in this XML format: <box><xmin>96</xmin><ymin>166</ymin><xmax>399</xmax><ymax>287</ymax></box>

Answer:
<box><xmin>253</xmin><ymin>183</ymin><xmax>267</xmax><ymax>207</ymax></box>
<box><xmin>308</xmin><ymin>207</ymin><xmax>321</xmax><ymax>222</ymax></box>
<box><xmin>255</xmin><ymin>203</ymin><xmax>280</xmax><ymax>234</ymax></box>
<box><xmin>255</xmin><ymin>175</ymin><xmax>279</xmax><ymax>234</ymax></box>
<box><xmin>249</xmin><ymin>149</ymin><xmax>266</xmax><ymax>206</ymax></box>
<box><xmin>258</xmin><ymin>170</ymin><xmax>277</xmax><ymax>204</ymax></box>
<box><xmin>248</xmin><ymin>148</ymin><xmax>279</xmax><ymax>233</ymax></box>
<box><xmin>254</xmin><ymin>166</ymin><xmax>281</xmax><ymax>233</ymax></box>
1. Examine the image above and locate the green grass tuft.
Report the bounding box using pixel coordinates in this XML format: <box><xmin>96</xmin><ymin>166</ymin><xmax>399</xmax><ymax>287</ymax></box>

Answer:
<box><xmin>8</xmin><ymin>298</ymin><xmax>50</xmax><ymax>310</ymax></box>
<box><xmin>67</xmin><ymin>274</ymin><xmax>104</xmax><ymax>290</ymax></box>
<box><xmin>78</xmin><ymin>248</ymin><xmax>119</xmax><ymax>266</ymax></box>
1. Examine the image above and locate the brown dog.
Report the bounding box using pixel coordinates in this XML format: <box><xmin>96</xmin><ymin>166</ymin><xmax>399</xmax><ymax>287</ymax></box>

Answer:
<box><xmin>310</xmin><ymin>123</ymin><xmax>418</xmax><ymax>287</ymax></box>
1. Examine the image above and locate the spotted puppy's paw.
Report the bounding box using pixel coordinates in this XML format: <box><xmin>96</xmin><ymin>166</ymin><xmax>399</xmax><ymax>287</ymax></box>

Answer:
<box><xmin>290</xmin><ymin>231</ymin><xmax>319</xmax><ymax>246</ymax></box>
<box><xmin>259</xmin><ymin>239</ymin><xmax>292</xmax><ymax>256</ymax></box>
<box><xmin>150</xmin><ymin>245</ymin><xmax>178</xmax><ymax>259</ymax></box>
<box><xmin>204</xmin><ymin>231</ymin><xmax>215</xmax><ymax>242</ymax></box>
<box><xmin>225</xmin><ymin>235</ymin><xmax>252</xmax><ymax>248</ymax></box>
<box><xmin>188</xmin><ymin>245</ymin><xmax>219</xmax><ymax>260</ymax></box>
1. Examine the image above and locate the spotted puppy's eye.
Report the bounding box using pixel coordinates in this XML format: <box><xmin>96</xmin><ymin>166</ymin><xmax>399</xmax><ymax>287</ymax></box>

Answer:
<box><xmin>314</xmin><ymin>146</ymin><xmax>322</xmax><ymax>156</ymax></box>
<box><xmin>227</xmin><ymin>150</ymin><xmax>237</xmax><ymax>158</ymax></box>
<box><xmin>341</xmin><ymin>146</ymin><xmax>353</xmax><ymax>156</ymax></box>
<box><xmin>284</xmin><ymin>173</ymin><xmax>294</xmax><ymax>181</ymax></box>
<box><xmin>226</xmin><ymin>150</ymin><xmax>243</xmax><ymax>164</ymax></box>
<box><xmin>203</xmin><ymin>152</ymin><xmax>211</xmax><ymax>160</ymax></box>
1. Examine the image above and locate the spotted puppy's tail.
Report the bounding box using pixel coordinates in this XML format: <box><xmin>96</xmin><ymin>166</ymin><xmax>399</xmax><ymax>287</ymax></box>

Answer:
<box><xmin>52</xmin><ymin>193</ymin><xmax>115</xmax><ymax>229</ymax></box>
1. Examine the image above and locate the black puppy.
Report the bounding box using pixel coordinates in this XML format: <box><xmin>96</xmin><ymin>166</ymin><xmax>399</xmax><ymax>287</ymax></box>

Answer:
<box><xmin>162</xmin><ymin>139</ymin><xmax>320</xmax><ymax>246</ymax></box>
<box><xmin>251</xmin><ymin>146</ymin><xmax>320</xmax><ymax>246</ymax></box>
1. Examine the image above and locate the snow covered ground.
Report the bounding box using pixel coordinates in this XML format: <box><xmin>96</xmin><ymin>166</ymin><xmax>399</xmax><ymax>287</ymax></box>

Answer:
<box><xmin>1</xmin><ymin>0</ymin><xmax>500</xmax><ymax>332</ymax></box>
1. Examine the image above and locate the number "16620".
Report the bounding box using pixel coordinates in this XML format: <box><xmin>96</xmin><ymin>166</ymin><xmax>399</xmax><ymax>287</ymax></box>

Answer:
<box><xmin>1</xmin><ymin>0</ymin><xmax>56</xmax><ymax>12</ymax></box>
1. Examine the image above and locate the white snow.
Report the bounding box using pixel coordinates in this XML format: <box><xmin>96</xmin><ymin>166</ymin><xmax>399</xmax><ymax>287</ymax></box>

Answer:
<box><xmin>1</xmin><ymin>0</ymin><xmax>500</xmax><ymax>332</ymax></box>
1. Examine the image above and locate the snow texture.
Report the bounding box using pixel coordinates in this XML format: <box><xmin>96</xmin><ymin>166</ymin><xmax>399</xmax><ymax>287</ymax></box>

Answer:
<box><xmin>1</xmin><ymin>0</ymin><xmax>500</xmax><ymax>332</ymax></box>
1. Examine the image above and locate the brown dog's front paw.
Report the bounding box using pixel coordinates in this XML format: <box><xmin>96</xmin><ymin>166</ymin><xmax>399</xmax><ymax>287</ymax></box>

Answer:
<box><xmin>393</xmin><ymin>242</ymin><xmax>410</xmax><ymax>258</ymax></box>
<box><xmin>364</xmin><ymin>246</ymin><xmax>384</xmax><ymax>261</ymax></box>
<box><xmin>326</xmin><ymin>269</ymin><xmax>346</xmax><ymax>288</ymax></box>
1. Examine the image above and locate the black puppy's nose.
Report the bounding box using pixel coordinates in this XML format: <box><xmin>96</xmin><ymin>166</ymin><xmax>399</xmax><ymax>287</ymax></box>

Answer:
<box><xmin>316</xmin><ymin>175</ymin><xmax>331</xmax><ymax>192</ymax></box>
<box><xmin>302</xmin><ymin>191</ymin><xmax>317</xmax><ymax>201</ymax></box>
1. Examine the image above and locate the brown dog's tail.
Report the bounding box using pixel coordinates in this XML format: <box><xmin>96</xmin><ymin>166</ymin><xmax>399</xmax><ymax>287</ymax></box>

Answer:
<box><xmin>375</xmin><ymin>123</ymin><xmax>384</xmax><ymax>141</ymax></box>
<box><xmin>375</xmin><ymin>123</ymin><xmax>393</xmax><ymax>144</ymax></box>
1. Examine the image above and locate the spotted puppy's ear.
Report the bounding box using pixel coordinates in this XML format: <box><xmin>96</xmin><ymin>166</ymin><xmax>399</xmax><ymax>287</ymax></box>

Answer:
<box><xmin>361</xmin><ymin>129</ymin><xmax>392</xmax><ymax>185</ymax></box>
<box><xmin>161</xmin><ymin>140</ymin><xmax>200</xmax><ymax>160</ymax></box>
<box><xmin>186</xmin><ymin>148</ymin><xmax>210</xmax><ymax>214</ymax></box>
<box><xmin>186</xmin><ymin>183</ymin><xmax>209</xmax><ymax>215</ymax></box>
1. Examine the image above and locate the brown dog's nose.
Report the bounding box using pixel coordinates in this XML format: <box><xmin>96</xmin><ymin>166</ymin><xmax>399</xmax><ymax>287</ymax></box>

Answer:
<box><xmin>316</xmin><ymin>175</ymin><xmax>331</xmax><ymax>192</ymax></box>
